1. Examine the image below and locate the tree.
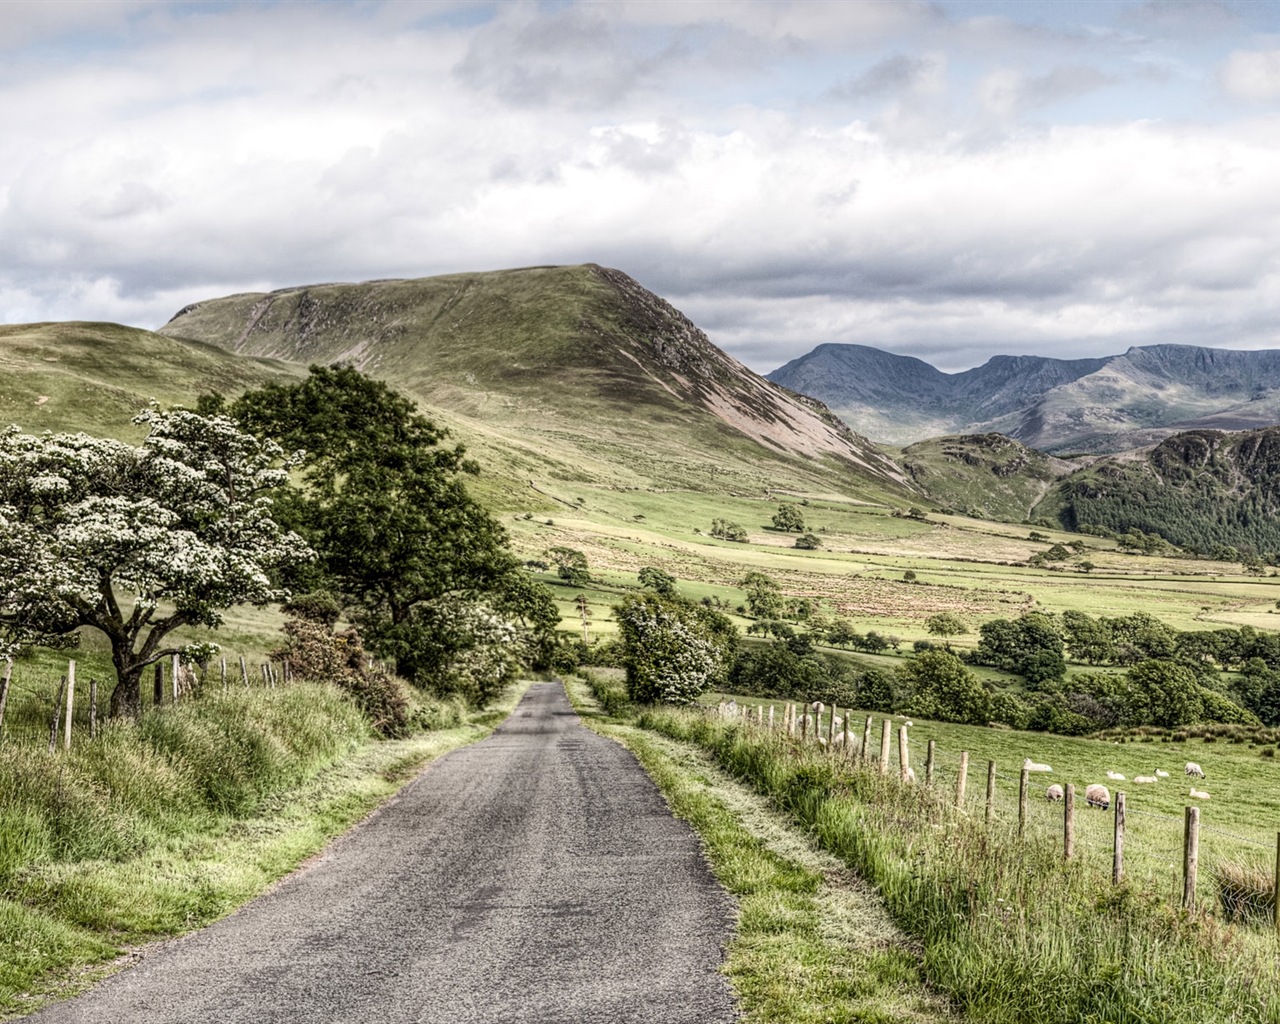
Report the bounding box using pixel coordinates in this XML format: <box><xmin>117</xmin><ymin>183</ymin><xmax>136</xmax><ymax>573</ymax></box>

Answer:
<box><xmin>614</xmin><ymin>593</ymin><xmax>736</xmax><ymax>704</ymax></box>
<box><xmin>638</xmin><ymin>566</ymin><xmax>678</xmax><ymax>597</ymax></box>
<box><xmin>1125</xmin><ymin>660</ymin><xmax>1204</xmax><ymax>728</ymax></box>
<box><xmin>710</xmin><ymin>518</ymin><xmax>748</xmax><ymax>542</ymax></box>
<box><xmin>975</xmin><ymin>612</ymin><xmax>1065</xmax><ymax>685</ymax></box>
<box><xmin>0</xmin><ymin>408</ymin><xmax>310</xmax><ymax>717</ymax></box>
<box><xmin>772</xmin><ymin>503</ymin><xmax>805</xmax><ymax>532</ymax></box>
<box><xmin>548</xmin><ymin>546</ymin><xmax>590</xmax><ymax>586</ymax></box>
<box><xmin>924</xmin><ymin>613</ymin><xmax>967</xmax><ymax>639</ymax></box>
<box><xmin>794</xmin><ymin>533</ymin><xmax>822</xmax><ymax>550</ymax></box>
<box><xmin>228</xmin><ymin>366</ymin><xmax>557</xmax><ymax>694</ymax></box>
<box><xmin>740</xmin><ymin>571</ymin><xmax>785</xmax><ymax>619</ymax></box>
<box><xmin>897</xmin><ymin>650</ymin><xmax>990</xmax><ymax>724</ymax></box>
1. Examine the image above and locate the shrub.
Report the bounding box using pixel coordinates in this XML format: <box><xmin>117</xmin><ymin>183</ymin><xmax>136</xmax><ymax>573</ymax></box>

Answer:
<box><xmin>614</xmin><ymin>593</ymin><xmax>736</xmax><ymax>705</ymax></box>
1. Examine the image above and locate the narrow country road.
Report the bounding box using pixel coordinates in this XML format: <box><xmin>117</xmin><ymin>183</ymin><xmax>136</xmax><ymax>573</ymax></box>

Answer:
<box><xmin>27</xmin><ymin>683</ymin><xmax>739</xmax><ymax>1024</ymax></box>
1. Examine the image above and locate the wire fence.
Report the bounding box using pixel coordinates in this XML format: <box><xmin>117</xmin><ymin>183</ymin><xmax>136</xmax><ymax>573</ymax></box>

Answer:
<box><xmin>0</xmin><ymin>652</ymin><xmax>302</xmax><ymax>750</ymax></box>
<box><xmin>713</xmin><ymin>697</ymin><xmax>1280</xmax><ymax>930</ymax></box>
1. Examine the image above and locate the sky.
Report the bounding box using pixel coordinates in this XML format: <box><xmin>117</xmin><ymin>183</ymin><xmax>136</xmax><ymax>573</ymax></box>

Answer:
<box><xmin>2</xmin><ymin>1</ymin><xmax>1280</xmax><ymax>373</ymax></box>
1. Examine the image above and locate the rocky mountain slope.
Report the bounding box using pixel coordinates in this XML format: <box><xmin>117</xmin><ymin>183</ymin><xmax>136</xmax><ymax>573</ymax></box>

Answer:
<box><xmin>769</xmin><ymin>343</ymin><xmax>1280</xmax><ymax>453</ymax></box>
<box><xmin>160</xmin><ymin>264</ymin><xmax>908</xmax><ymax>499</ymax></box>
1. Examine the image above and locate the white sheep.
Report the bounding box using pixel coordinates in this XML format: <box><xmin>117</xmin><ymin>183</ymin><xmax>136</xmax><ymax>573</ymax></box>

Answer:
<box><xmin>1155</xmin><ymin>769</ymin><xmax>1170</xmax><ymax>778</ymax></box>
<box><xmin>1185</xmin><ymin>762</ymin><xmax>1205</xmax><ymax>778</ymax></box>
<box><xmin>1085</xmin><ymin>783</ymin><xmax>1111</xmax><ymax>810</ymax></box>
<box><xmin>1106</xmin><ymin>771</ymin><xmax>1126</xmax><ymax>781</ymax></box>
<box><xmin>1046</xmin><ymin>784</ymin><xmax>1064</xmax><ymax>802</ymax></box>
<box><xmin>1190</xmin><ymin>787</ymin><xmax>1210</xmax><ymax>800</ymax></box>
<box><xmin>1133</xmin><ymin>775</ymin><xmax>1158</xmax><ymax>784</ymax></box>
<box><xmin>1022</xmin><ymin>759</ymin><xmax>1053</xmax><ymax>773</ymax></box>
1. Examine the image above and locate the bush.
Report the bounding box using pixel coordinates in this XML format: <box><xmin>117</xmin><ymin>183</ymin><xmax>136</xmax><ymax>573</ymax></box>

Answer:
<box><xmin>614</xmin><ymin>593</ymin><xmax>736</xmax><ymax>705</ymax></box>
<box><xmin>898</xmin><ymin>650</ymin><xmax>990</xmax><ymax>725</ymax></box>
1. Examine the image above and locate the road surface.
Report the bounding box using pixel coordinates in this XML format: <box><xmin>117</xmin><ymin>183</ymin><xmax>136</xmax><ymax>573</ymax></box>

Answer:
<box><xmin>28</xmin><ymin>682</ymin><xmax>738</xmax><ymax>1023</ymax></box>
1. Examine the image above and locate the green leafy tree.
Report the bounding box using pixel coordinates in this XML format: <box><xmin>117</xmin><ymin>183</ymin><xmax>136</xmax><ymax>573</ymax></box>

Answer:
<box><xmin>897</xmin><ymin>650</ymin><xmax>990</xmax><ymax>724</ymax></box>
<box><xmin>772</xmin><ymin>503</ymin><xmax>806</xmax><ymax>532</ymax></box>
<box><xmin>1125</xmin><ymin>660</ymin><xmax>1204</xmax><ymax>728</ymax></box>
<box><xmin>740</xmin><ymin>570</ymin><xmax>785</xmax><ymax>619</ymax></box>
<box><xmin>228</xmin><ymin>366</ymin><xmax>557</xmax><ymax>695</ymax></box>
<box><xmin>0</xmin><ymin>408</ymin><xmax>310</xmax><ymax>717</ymax></box>
<box><xmin>710</xmin><ymin>518</ymin><xmax>748</xmax><ymax>542</ymax></box>
<box><xmin>975</xmin><ymin>612</ymin><xmax>1065</xmax><ymax>685</ymax></box>
<box><xmin>614</xmin><ymin>593</ymin><xmax>736</xmax><ymax>704</ymax></box>
<box><xmin>924</xmin><ymin>613</ymin><xmax>967</xmax><ymax>639</ymax></box>
<box><xmin>547</xmin><ymin>546</ymin><xmax>590</xmax><ymax>586</ymax></box>
<box><xmin>794</xmin><ymin>532</ymin><xmax>822</xmax><ymax>549</ymax></box>
<box><xmin>637</xmin><ymin>566</ymin><xmax>678</xmax><ymax>597</ymax></box>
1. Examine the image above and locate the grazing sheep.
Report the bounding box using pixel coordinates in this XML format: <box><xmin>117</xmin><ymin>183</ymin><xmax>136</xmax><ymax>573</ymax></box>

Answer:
<box><xmin>1190</xmin><ymin>787</ymin><xmax>1210</xmax><ymax>800</ymax></box>
<box><xmin>1046</xmin><ymin>784</ymin><xmax>1064</xmax><ymax>802</ymax></box>
<box><xmin>1186</xmin><ymin>762</ymin><xmax>1205</xmax><ymax>778</ymax></box>
<box><xmin>1085</xmin><ymin>784</ymin><xmax>1111</xmax><ymax>810</ymax></box>
<box><xmin>1023</xmin><ymin>759</ymin><xmax>1053</xmax><ymax>773</ymax></box>
<box><xmin>1134</xmin><ymin>775</ymin><xmax>1158</xmax><ymax>784</ymax></box>
<box><xmin>1107</xmin><ymin>771</ymin><xmax>1126</xmax><ymax>781</ymax></box>
<box><xmin>1155</xmin><ymin>769</ymin><xmax>1170</xmax><ymax>778</ymax></box>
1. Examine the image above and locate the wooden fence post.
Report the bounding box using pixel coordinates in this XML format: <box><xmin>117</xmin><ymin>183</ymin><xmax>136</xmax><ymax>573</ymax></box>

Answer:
<box><xmin>862</xmin><ymin>716</ymin><xmax>873</xmax><ymax>763</ymax></box>
<box><xmin>1274</xmin><ymin>832</ymin><xmax>1280</xmax><ymax>938</ymax></box>
<box><xmin>768</xmin><ymin>704</ymin><xmax>775</xmax><ymax>730</ymax></box>
<box><xmin>1018</xmin><ymin>767</ymin><xmax>1030</xmax><ymax>838</ymax></box>
<box><xmin>48</xmin><ymin>675</ymin><xmax>66</xmax><ymax>754</ymax></box>
<box><xmin>843</xmin><ymin>710</ymin><xmax>852</xmax><ymax>757</ymax></box>
<box><xmin>64</xmin><ymin>660</ymin><xmax>75</xmax><ymax>750</ymax></box>
<box><xmin>240</xmin><ymin>656</ymin><xmax>249</xmax><ymax>688</ymax></box>
<box><xmin>1183</xmin><ymin>805</ymin><xmax>1200</xmax><ymax>910</ymax></box>
<box><xmin>220</xmin><ymin>657</ymin><xmax>227</xmax><ymax>691</ymax></box>
<box><xmin>956</xmin><ymin>751</ymin><xmax>969</xmax><ymax>807</ymax></box>
<box><xmin>879</xmin><ymin>719</ymin><xmax>892</xmax><ymax>775</ymax></box>
<box><xmin>1113</xmin><ymin>792</ymin><xmax>1126</xmax><ymax>885</ymax></box>
<box><xmin>0</xmin><ymin>658</ymin><xmax>12</xmax><ymax>738</ymax></box>
<box><xmin>171</xmin><ymin>654</ymin><xmax>180</xmax><ymax>702</ymax></box>
<box><xmin>985</xmin><ymin>761</ymin><xmax>997</xmax><ymax>824</ymax></box>
<box><xmin>154</xmin><ymin>661</ymin><xmax>164</xmax><ymax>706</ymax></box>
<box><xmin>89</xmin><ymin>678</ymin><xmax>98</xmax><ymax>741</ymax></box>
<box><xmin>1064</xmin><ymin>783</ymin><xmax>1075</xmax><ymax>861</ymax></box>
<box><xmin>800</xmin><ymin>707</ymin><xmax>809</xmax><ymax>743</ymax></box>
<box><xmin>925</xmin><ymin>739</ymin><xmax>935</xmax><ymax>786</ymax></box>
<box><xmin>827</xmin><ymin>706</ymin><xmax>836</xmax><ymax>749</ymax></box>
<box><xmin>898</xmin><ymin>725</ymin><xmax>910</xmax><ymax>782</ymax></box>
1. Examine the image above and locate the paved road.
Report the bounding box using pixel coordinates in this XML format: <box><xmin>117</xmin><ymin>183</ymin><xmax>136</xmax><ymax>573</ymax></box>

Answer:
<box><xmin>28</xmin><ymin>683</ymin><xmax>739</xmax><ymax>1023</ymax></box>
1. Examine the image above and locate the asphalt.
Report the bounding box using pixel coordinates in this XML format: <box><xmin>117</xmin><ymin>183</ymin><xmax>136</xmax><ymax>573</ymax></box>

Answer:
<box><xmin>26</xmin><ymin>682</ymin><xmax>739</xmax><ymax>1024</ymax></box>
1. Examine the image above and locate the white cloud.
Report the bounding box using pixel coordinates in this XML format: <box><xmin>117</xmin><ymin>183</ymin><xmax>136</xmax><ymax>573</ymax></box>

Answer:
<box><xmin>1220</xmin><ymin>48</ymin><xmax>1280</xmax><ymax>101</ymax></box>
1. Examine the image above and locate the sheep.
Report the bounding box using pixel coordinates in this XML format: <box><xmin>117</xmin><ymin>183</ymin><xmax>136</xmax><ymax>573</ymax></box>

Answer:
<box><xmin>1190</xmin><ymin>787</ymin><xmax>1210</xmax><ymax>800</ymax></box>
<box><xmin>1085</xmin><ymin>784</ymin><xmax>1111</xmax><ymax>810</ymax></box>
<box><xmin>1046</xmin><ymin>784</ymin><xmax>1064</xmax><ymax>802</ymax></box>
<box><xmin>904</xmin><ymin>767</ymin><xmax>917</xmax><ymax>783</ymax></box>
<box><xmin>1186</xmin><ymin>762</ymin><xmax>1205</xmax><ymax>778</ymax></box>
<box><xmin>1133</xmin><ymin>775</ymin><xmax>1158</xmax><ymax>784</ymax></box>
<box><xmin>1106</xmin><ymin>771</ymin><xmax>1126</xmax><ymax>781</ymax></box>
<box><xmin>1155</xmin><ymin>769</ymin><xmax>1170</xmax><ymax>778</ymax></box>
<box><xmin>1022</xmin><ymin>759</ymin><xmax>1052</xmax><ymax>773</ymax></box>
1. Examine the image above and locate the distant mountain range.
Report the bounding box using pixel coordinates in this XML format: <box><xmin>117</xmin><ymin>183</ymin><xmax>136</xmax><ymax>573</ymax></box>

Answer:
<box><xmin>767</xmin><ymin>343</ymin><xmax>1280</xmax><ymax>452</ymax></box>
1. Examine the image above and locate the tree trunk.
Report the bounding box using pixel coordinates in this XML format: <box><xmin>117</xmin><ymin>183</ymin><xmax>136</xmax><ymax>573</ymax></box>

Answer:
<box><xmin>107</xmin><ymin>640</ymin><xmax>143</xmax><ymax>719</ymax></box>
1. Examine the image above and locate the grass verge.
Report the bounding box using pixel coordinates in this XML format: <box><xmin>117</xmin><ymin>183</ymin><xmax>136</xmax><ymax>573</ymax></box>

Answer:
<box><xmin>563</xmin><ymin>673</ymin><xmax>955</xmax><ymax>1024</ymax></box>
<box><xmin>0</xmin><ymin>679</ymin><xmax>531</xmax><ymax>1020</ymax></box>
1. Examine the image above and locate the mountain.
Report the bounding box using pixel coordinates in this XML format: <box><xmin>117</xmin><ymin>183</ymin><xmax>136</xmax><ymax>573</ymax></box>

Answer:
<box><xmin>1035</xmin><ymin>427</ymin><xmax>1280</xmax><ymax>557</ymax></box>
<box><xmin>768</xmin><ymin>343</ymin><xmax>1280</xmax><ymax>452</ymax></box>
<box><xmin>0</xmin><ymin>321</ymin><xmax>296</xmax><ymax>439</ymax></box>
<box><xmin>158</xmin><ymin>264</ymin><xmax>908</xmax><ymax>499</ymax></box>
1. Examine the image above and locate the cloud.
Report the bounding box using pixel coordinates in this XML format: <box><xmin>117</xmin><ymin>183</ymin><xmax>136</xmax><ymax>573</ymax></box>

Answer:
<box><xmin>830</xmin><ymin>53</ymin><xmax>945</xmax><ymax>100</ymax></box>
<box><xmin>1220</xmin><ymin>49</ymin><xmax>1280</xmax><ymax>102</ymax></box>
<box><xmin>976</xmin><ymin>64</ymin><xmax>1116</xmax><ymax>119</ymax></box>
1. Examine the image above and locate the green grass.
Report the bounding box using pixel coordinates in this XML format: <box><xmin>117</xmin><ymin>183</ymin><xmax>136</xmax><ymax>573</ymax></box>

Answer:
<box><xmin>565</xmin><ymin>673</ymin><xmax>955</xmax><ymax>1023</ymax></box>
<box><xmin>627</xmin><ymin>696</ymin><xmax>1280</xmax><ymax>1024</ymax></box>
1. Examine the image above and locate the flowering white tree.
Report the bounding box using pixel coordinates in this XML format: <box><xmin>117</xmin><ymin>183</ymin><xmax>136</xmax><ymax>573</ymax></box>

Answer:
<box><xmin>0</xmin><ymin>406</ymin><xmax>311</xmax><ymax>717</ymax></box>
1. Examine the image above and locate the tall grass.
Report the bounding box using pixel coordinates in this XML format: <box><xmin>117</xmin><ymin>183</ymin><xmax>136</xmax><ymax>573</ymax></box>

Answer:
<box><xmin>0</xmin><ymin>685</ymin><xmax>368</xmax><ymax>885</ymax></box>
<box><xmin>638</xmin><ymin>703</ymin><xmax>1280</xmax><ymax>1024</ymax></box>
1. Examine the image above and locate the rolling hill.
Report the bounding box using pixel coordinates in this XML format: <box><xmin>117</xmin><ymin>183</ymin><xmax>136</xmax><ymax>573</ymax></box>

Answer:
<box><xmin>158</xmin><ymin>264</ymin><xmax>909</xmax><ymax>501</ymax></box>
<box><xmin>769</xmin><ymin>342</ymin><xmax>1280</xmax><ymax>453</ymax></box>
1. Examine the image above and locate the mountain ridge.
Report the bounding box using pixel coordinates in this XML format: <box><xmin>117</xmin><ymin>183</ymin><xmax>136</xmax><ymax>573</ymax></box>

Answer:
<box><xmin>768</xmin><ymin>342</ymin><xmax>1280</xmax><ymax>452</ymax></box>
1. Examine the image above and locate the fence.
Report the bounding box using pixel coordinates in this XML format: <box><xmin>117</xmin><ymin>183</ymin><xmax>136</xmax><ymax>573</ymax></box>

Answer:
<box><xmin>0</xmin><ymin>652</ymin><xmax>305</xmax><ymax>750</ymax></box>
<box><xmin>713</xmin><ymin>697</ymin><xmax>1280</xmax><ymax>930</ymax></box>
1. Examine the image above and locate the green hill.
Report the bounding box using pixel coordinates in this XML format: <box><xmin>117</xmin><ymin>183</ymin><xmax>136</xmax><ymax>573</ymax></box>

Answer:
<box><xmin>898</xmin><ymin>433</ymin><xmax>1082</xmax><ymax>522</ymax></box>
<box><xmin>1038</xmin><ymin>427</ymin><xmax>1280</xmax><ymax>556</ymax></box>
<box><xmin>0</xmin><ymin>321</ymin><xmax>297</xmax><ymax>439</ymax></box>
<box><xmin>158</xmin><ymin>264</ymin><xmax>909</xmax><ymax>501</ymax></box>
